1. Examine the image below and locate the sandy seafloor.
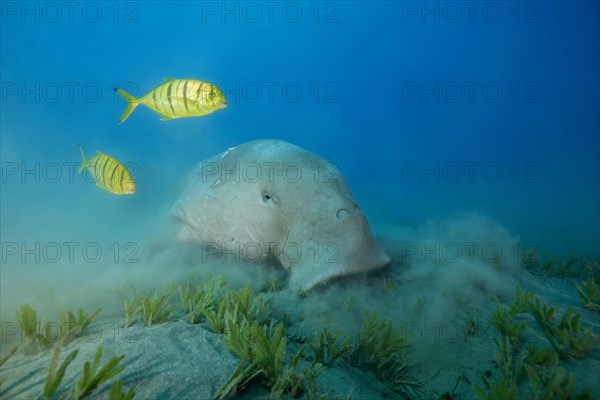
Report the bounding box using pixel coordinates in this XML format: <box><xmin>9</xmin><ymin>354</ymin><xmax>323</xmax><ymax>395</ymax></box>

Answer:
<box><xmin>1</xmin><ymin>231</ymin><xmax>599</xmax><ymax>400</ymax></box>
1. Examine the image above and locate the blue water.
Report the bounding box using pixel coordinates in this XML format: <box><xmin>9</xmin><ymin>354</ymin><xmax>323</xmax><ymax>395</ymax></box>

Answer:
<box><xmin>0</xmin><ymin>2</ymin><xmax>599</xmax><ymax>398</ymax></box>
<box><xmin>2</xmin><ymin>1</ymin><xmax>598</xmax><ymax>259</ymax></box>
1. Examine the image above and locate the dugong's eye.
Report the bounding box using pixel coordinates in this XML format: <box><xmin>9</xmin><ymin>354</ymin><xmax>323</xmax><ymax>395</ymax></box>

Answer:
<box><xmin>262</xmin><ymin>192</ymin><xmax>274</xmax><ymax>204</ymax></box>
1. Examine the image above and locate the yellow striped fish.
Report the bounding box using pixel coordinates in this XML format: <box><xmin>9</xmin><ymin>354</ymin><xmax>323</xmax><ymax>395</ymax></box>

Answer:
<box><xmin>78</xmin><ymin>146</ymin><xmax>135</xmax><ymax>195</ymax></box>
<box><xmin>114</xmin><ymin>78</ymin><xmax>227</xmax><ymax>124</ymax></box>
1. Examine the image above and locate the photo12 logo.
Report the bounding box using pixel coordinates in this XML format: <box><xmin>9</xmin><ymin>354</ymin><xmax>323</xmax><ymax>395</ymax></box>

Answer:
<box><xmin>401</xmin><ymin>81</ymin><xmax>540</xmax><ymax>104</ymax></box>
<box><xmin>217</xmin><ymin>81</ymin><xmax>339</xmax><ymax>104</ymax></box>
<box><xmin>1</xmin><ymin>241</ymin><xmax>140</xmax><ymax>264</ymax></box>
<box><xmin>400</xmin><ymin>2</ymin><xmax>540</xmax><ymax>24</ymax></box>
<box><xmin>1</xmin><ymin>2</ymin><xmax>140</xmax><ymax>23</ymax></box>
<box><xmin>400</xmin><ymin>161</ymin><xmax>540</xmax><ymax>184</ymax></box>
<box><xmin>200</xmin><ymin>1</ymin><xmax>340</xmax><ymax>23</ymax></box>
<box><xmin>1</xmin><ymin>81</ymin><xmax>139</xmax><ymax>104</ymax></box>
<box><xmin>400</xmin><ymin>240</ymin><xmax>506</xmax><ymax>264</ymax></box>
<box><xmin>200</xmin><ymin>240</ymin><xmax>339</xmax><ymax>265</ymax></box>
<box><xmin>199</xmin><ymin>160</ymin><xmax>340</xmax><ymax>184</ymax></box>
<box><xmin>1</xmin><ymin>160</ymin><xmax>140</xmax><ymax>185</ymax></box>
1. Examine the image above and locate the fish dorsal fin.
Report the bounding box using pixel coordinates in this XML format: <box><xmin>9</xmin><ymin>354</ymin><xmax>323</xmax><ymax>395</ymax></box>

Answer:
<box><xmin>163</xmin><ymin>78</ymin><xmax>177</xmax><ymax>83</ymax></box>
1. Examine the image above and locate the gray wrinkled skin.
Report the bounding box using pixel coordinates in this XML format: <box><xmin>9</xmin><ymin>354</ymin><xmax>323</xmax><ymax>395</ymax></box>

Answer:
<box><xmin>172</xmin><ymin>139</ymin><xmax>390</xmax><ymax>291</ymax></box>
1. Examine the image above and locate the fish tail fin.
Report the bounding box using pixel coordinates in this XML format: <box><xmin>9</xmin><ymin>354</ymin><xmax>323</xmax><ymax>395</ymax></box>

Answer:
<box><xmin>114</xmin><ymin>88</ymin><xmax>140</xmax><ymax>124</ymax></box>
<box><xmin>78</xmin><ymin>145</ymin><xmax>87</xmax><ymax>173</ymax></box>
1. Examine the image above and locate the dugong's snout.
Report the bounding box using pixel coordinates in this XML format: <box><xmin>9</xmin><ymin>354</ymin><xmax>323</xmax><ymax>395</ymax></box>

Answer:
<box><xmin>171</xmin><ymin>201</ymin><xmax>200</xmax><ymax>240</ymax></box>
<box><xmin>285</xmin><ymin>201</ymin><xmax>390</xmax><ymax>292</ymax></box>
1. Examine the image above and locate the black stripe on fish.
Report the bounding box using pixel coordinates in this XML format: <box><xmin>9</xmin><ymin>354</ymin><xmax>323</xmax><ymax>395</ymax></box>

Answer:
<box><xmin>98</xmin><ymin>156</ymin><xmax>111</xmax><ymax>185</ymax></box>
<box><xmin>172</xmin><ymin>80</ymin><xmax>182</xmax><ymax>114</ymax></box>
<box><xmin>102</xmin><ymin>159</ymin><xmax>113</xmax><ymax>188</ymax></box>
<box><xmin>118</xmin><ymin>164</ymin><xmax>126</xmax><ymax>190</ymax></box>
<box><xmin>183</xmin><ymin>80</ymin><xmax>190</xmax><ymax>112</ymax></box>
<box><xmin>116</xmin><ymin>164</ymin><xmax>125</xmax><ymax>193</ymax></box>
<box><xmin>158</xmin><ymin>85</ymin><xmax>167</xmax><ymax>113</ymax></box>
<box><xmin>108</xmin><ymin>160</ymin><xmax>119</xmax><ymax>185</ymax></box>
<box><xmin>167</xmin><ymin>82</ymin><xmax>176</xmax><ymax>115</ymax></box>
<box><xmin>93</xmin><ymin>157</ymin><xmax>104</xmax><ymax>184</ymax></box>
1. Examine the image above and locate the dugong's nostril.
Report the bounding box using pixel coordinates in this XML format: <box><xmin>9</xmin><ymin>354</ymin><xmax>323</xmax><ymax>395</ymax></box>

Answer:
<box><xmin>336</xmin><ymin>208</ymin><xmax>350</xmax><ymax>220</ymax></box>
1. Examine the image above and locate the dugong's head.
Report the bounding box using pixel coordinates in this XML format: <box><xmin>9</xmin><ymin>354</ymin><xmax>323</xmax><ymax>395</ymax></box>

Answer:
<box><xmin>172</xmin><ymin>139</ymin><xmax>389</xmax><ymax>292</ymax></box>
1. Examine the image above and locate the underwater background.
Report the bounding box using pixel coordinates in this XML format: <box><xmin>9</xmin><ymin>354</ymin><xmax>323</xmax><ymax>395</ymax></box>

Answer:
<box><xmin>1</xmin><ymin>1</ymin><xmax>599</xmax><ymax>399</ymax></box>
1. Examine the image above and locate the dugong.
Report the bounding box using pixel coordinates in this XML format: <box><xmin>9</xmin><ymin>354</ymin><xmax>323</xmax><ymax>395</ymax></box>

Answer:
<box><xmin>172</xmin><ymin>139</ymin><xmax>390</xmax><ymax>291</ymax></box>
